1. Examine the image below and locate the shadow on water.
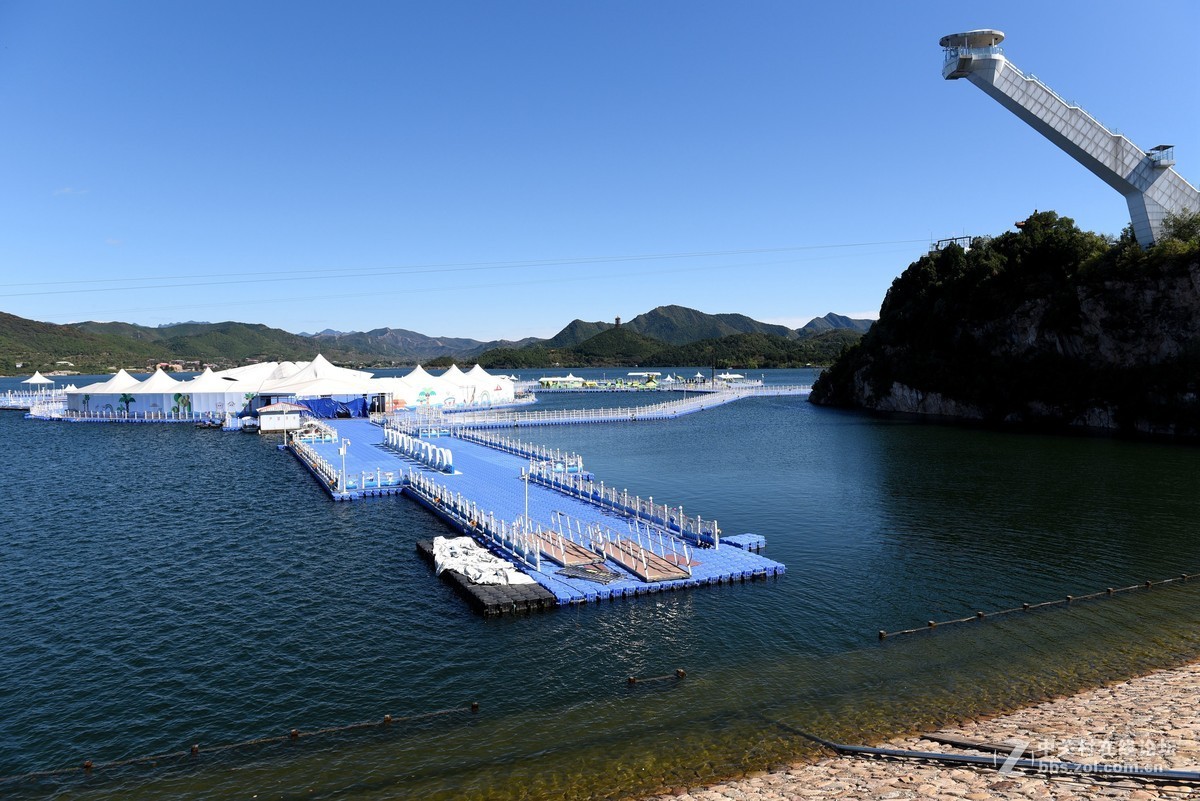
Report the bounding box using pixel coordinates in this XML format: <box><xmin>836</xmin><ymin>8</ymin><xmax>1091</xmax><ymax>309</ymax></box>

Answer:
<box><xmin>4</xmin><ymin>369</ymin><xmax>1200</xmax><ymax>799</ymax></box>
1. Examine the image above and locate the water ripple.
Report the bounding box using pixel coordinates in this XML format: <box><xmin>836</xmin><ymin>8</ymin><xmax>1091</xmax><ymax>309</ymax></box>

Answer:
<box><xmin>3</xmin><ymin>371</ymin><xmax>1200</xmax><ymax>799</ymax></box>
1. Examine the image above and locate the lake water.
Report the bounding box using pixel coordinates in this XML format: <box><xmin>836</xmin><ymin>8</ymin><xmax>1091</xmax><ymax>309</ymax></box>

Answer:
<box><xmin>3</xmin><ymin>368</ymin><xmax>1200</xmax><ymax>799</ymax></box>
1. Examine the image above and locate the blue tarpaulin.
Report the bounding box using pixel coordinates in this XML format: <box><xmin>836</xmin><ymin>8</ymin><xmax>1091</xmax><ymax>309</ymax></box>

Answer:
<box><xmin>296</xmin><ymin>397</ymin><xmax>369</xmax><ymax>419</ymax></box>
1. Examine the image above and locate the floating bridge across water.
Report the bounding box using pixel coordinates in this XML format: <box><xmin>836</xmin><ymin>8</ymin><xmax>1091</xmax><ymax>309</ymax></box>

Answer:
<box><xmin>425</xmin><ymin>385</ymin><xmax>809</xmax><ymax>429</ymax></box>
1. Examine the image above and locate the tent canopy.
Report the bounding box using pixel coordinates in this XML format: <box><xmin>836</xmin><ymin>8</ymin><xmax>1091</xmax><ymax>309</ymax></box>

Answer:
<box><xmin>136</xmin><ymin>367</ymin><xmax>182</xmax><ymax>392</ymax></box>
<box><xmin>70</xmin><ymin>368</ymin><xmax>143</xmax><ymax>394</ymax></box>
<box><xmin>21</xmin><ymin>371</ymin><xmax>54</xmax><ymax>385</ymax></box>
<box><xmin>179</xmin><ymin>367</ymin><xmax>248</xmax><ymax>393</ymax></box>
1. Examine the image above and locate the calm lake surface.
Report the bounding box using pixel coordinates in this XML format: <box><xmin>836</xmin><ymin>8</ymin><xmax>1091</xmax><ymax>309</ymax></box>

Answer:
<box><xmin>3</xmin><ymin>368</ymin><xmax>1200</xmax><ymax>799</ymax></box>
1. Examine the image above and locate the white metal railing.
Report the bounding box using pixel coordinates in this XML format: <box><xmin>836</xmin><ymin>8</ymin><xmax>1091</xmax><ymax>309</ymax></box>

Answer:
<box><xmin>293</xmin><ymin>415</ymin><xmax>338</xmax><ymax>442</ymax></box>
<box><xmin>26</xmin><ymin>399</ymin><xmax>66</xmax><ymax>419</ymax></box>
<box><xmin>289</xmin><ymin>437</ymin><xmax>340</xmax><ymax>487</ymax></box>
<box><xmin>454</xmin><ymin>429</ymin><xmax>585</xmax><ymax>473</ymax></box>
<box><xmin>340</xmin><ymin>466</ymin><xmax>404</xmax><ymax>492</ymax></box>
<box><xmin>406</xmin><ymin>469</ymin><xmax>541</xmax><ymax>572</ymax></box>
<box><xmin>546</xmin><ymin>511</ymin><xmax>693</xmax><ymax>579</ymax></box>
<box><xmin>42</xmin><ymin>407</ymin><xmax>221</xmax><ymax>422</ymax></box>
<box><xmin>434</xmin><ymin>385</ymin><xmax>811</xmax><ymax>429</ymax></box>
<box><xmin>526</xmin><ymin>461</ymin><xmax>720</xmax><ymax>549</ymax></box>
<box><xmin>1</xmin><ymin>389</ymin><xmax>68</xmax><ymax>409</ymax></box>
<box><xmin>942</xmin><ymin>44</ymin><xmax>1003</xmax><ymax>64</ymax></box>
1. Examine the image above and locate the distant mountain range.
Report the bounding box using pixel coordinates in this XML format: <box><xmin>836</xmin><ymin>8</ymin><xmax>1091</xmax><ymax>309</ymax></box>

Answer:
<box><xmin>0</xmin><ymin>306</ymin><xmax>872</xmax><ymax>374</ymax></box>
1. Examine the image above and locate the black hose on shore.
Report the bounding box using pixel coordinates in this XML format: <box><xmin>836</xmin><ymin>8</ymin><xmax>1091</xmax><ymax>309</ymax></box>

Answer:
<box><xmin>765</xmin><ymin>718</ymin><xmax>1200</xmax><ymax>785</ymax></box>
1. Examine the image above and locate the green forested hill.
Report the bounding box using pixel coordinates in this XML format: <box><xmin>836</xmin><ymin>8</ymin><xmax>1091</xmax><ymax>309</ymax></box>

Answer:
<box><xmin>2</xmin><ymin>305</ymin><xmax>870</xmax><ymax>374</ymax></box>
<box><xmin>0</xmin><ymin>313</ymin><xmax>160</xmax><ymax>372</ymax></box>
<box><xmin>623</xmin><ymin>304</ymin><xmax>798</xmax><ymax>344</ymax></box>
<box><xmin>541</xmin><ymin>319</ymin><xmax>614</xmax><ymax>348</ymax></box>
<box><xmin>811</xmin><ymin>210</ymin><xmax>1200</xmax><ymax>438</ymax></box>
<box><xmin>472</xmin><ymin>327</ymin><xmax>859</xmax><ymax>369</ymax></box>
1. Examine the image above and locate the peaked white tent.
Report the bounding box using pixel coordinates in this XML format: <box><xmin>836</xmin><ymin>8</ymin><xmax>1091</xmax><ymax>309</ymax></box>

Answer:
<box><xmin>258</xmin><ymin>354</ymin><xmax>375</xmax><ymax>397</ymax></box>
<box><xmin>398</xmin><ymin>365</ymin><xmax>455</xmax><ymax>407</ymax></box>
<box><xmin>179</xmin><ymin>367</ymin><xmax>254</xmax><ymax>416</ymax></box>
<box><xmin>130</xmin><ymin>368</ymin><xmax>186</xmax><ymax>415</ymax></box>
<box><xmin>66</xmin><ymin>369</ymin><xmax>146</xmax><ymax>414</ymax></box>
<box><xmin>372</xmin><ymin>365</ymin><xmax>514</xmax><ymax>410</ymax></box>
<box><xmin>21</xmin><ymin>371</ymin><xmax>54</xmax><ymax>387</ymax></box>
<box><xmin>467</xmin><ymin>364</ymin><xmax>515</xmax><ymax>403</ymax></box>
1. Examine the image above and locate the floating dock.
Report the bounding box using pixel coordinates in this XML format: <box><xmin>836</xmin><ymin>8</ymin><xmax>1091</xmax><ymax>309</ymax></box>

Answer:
<box><xmin>415</xmin><ymin>538</ymin><xmax>558</xmax><ymax>615</ymax></box>
<box><xmin>288</xmin><ymin>418</ymin><xmax>785</xmax><ymax>613</ymax></box>
<box><xmin>411</xmin><ymin>385</ymin><xmax>810</xmax><ymax>430</ymax></box>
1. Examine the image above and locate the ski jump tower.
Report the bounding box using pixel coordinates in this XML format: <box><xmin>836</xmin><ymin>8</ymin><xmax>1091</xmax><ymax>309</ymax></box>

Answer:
<box><xmin>940</xmin><ymin>30</ymin><xmax>1199</xmax><ymax>247</ymax></box>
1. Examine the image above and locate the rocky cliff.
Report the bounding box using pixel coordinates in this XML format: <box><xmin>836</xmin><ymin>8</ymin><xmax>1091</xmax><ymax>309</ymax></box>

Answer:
<box><xmin>810</xmin><ymin>211</ymin><xmax>1200</xmax><ymax>438</ymax></box>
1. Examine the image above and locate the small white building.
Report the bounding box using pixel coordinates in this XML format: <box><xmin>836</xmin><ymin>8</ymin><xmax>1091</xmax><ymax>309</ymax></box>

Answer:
<box><xmin>257</xmin><ymin>401</ymin><xmax>308</xmax><ymax>433</ymax></box>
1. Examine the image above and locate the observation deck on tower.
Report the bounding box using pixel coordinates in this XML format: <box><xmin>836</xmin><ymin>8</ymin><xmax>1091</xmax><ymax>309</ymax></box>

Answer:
<box><xmin>939</xmin><ymin>29</ymin><xmax>1199</xmax><ymax>247</ymax></box>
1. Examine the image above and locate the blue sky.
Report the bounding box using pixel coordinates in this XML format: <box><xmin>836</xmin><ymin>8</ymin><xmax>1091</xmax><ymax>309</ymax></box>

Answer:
<box><xmin>1</xmin><ymin>1</ymin><xmax>1196</xmax><ymax>341</ymax></box>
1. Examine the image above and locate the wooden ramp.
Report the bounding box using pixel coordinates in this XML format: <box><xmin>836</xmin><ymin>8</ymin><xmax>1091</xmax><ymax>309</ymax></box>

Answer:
<box><xmin>599</xmin><ymin>537</ymin><xmax>691</xmax><ymax>582</ymax></box>
<box><xmin>534</xmin><ymin>530</ymin><xmax>602</xmax><ymax>567</ymax></box>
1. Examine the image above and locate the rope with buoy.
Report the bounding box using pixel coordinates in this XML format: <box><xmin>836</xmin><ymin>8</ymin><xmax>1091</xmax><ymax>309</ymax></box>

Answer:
<box><xmin>878</xmin><ymin>572</ymin><xmax>1197</xmax><ymax>640</ymax></box>
<box><xmin>0</xmin><ymin>702</ymin><xmax>481</xmax><ymax>786</ymax></box>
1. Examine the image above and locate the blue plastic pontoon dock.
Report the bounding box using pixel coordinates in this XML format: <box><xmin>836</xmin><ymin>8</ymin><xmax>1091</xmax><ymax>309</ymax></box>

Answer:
<box><xmin>290</xmin><ymin>418</ymin><xmax>784</xmax><ymax>610</ymax></box>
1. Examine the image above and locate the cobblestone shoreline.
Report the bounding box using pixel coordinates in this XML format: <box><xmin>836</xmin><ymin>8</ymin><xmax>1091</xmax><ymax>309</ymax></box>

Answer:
<box><xmin>646</xmin><ymin>660</ymin><xmax>1200</xmax><ymax>800</ymax></box>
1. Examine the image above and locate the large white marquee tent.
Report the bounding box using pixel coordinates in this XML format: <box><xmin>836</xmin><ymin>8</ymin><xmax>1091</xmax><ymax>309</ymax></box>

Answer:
<box><xmin>64</xmin><ymin>357</ymin><xmax>516</xmax><ymax>418</ymax></box>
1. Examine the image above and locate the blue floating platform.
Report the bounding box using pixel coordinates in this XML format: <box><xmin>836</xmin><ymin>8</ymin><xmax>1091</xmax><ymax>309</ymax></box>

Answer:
<box><xmin>721</xmin><ymin>533</ymin><xmax>767</xmax><ymax>552</ymax></box>
<box><xmin>287</xmin><ymin>418</ymin><xmax>785</xmax><ymax>610</ymax></box>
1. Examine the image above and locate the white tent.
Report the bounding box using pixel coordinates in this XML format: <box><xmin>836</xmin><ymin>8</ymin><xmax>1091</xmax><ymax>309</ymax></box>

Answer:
<box><xmin>369</xmin><ymin>376</ymin><xmax>423</xmax><ymax>411</ymax></box>
<box><xmin>457</xmin><ymin>364</ymin><xmax>514</xmax><ymax>405</ymax></box>
<box><xmin>400</xmin><ymin>365</ymin><xmax>456</xmax><ymax>407</ymax></box>
<box><xmin>437</xmin><ymin>364</ymin><xmax>481</xmax><ymax>406</ymax></box>
<box><xmin>66</xmin><ymin>369</ymin><xmax>145</xmax><ymax>414</ymax></box>
<box><xmin>75</xmin><ymin>369</ymin><xmax>142</xmax><ymax>394</ymax></box>
<box><xmin>21</xmin><ymin>371</ymin><xmax>54</xmax><ymax>387</ymax></box>
<box><xmin>373</xmin><ymin>365</ymin><xmax>514</xmax><ymax>410</ymax></box>
<box><xmin>178</xmin><ymin>367</ymin><xmax>253</xmax><ymax>416</ymax></box>
<box><xmin>131</xmin><ymin>368</ymin><xmax>184</xmax><ymax>416</ymax></box>
<box><xmin>468</xmin><ymin>363</ymin><xmax>515</xmax><ymax>404</ymax></box>
<box><xmin>283</xmin><ymin>376</ymin><xmax>379</xmax><ymax>398</ymax></box>
<box><xmin>258</xmin><ymin>354</ymin><xmax>375</xmax><ymax>397</ymax></box>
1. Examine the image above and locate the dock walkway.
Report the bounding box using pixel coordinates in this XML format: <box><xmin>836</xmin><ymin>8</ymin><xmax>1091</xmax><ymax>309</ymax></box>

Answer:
<box><xmin>289</xmin><ymin>418</ymin><xmax>784</xmax><ymax>611</ymax></box>
<box><xmin>1</xmin><ymin>390</ymin><xmax>66</xmax><ymax>410</ymax></box>
<box><xmin>406</xmin><ymin>385</ymin><xmax>810</xmax><ymax>430</ymax></box>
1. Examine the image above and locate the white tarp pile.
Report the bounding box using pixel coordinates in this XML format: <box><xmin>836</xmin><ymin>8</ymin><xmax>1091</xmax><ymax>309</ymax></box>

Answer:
<box><xmin>431</xmin><ymin>536</ymin><xmax>536</xmax><ymax>586</ymax></box>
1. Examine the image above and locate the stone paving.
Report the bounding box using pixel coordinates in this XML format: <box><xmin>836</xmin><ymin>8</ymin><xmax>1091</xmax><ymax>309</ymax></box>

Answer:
<box><xmin>645</xmin><ymin>661</ymin><xmax>1200</xmax><ymax>800</ymax></box>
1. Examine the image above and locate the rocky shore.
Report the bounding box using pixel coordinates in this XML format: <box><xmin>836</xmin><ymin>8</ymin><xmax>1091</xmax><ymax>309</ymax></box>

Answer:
<box><xmin>647</xmin><ymin>660</ymin><xmax>1200</xmax><ymax>800</ymax></box>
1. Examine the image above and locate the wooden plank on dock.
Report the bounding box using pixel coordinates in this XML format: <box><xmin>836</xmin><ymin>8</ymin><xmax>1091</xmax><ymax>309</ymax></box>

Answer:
<box><xmin>533</xmin><ymin>531</ymin><xmax>602</xmax><ymax>567</ymax></box>
<box><xmin>600</xmin><ymin>537</ymin><xmax>690</xmax><ymax>582</ymax></box>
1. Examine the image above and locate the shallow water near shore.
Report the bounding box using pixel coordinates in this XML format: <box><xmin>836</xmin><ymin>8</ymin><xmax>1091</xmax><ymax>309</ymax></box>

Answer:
<box><xmin>3</xmin><ymin>368</ymin><xmax>1200</xmax><ymax>799</ymax></box>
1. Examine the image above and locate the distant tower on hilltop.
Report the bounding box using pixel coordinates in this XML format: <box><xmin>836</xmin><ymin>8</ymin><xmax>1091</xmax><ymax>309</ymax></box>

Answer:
<box><xmin>614</xmin><ymin>316</ymin><xmax>621</xmax><ymax>328</ymax></box>
<box><xmin>939</xmin><ymin>29</ymin><xmax>1199</xmax><ymax>247</ymax></box>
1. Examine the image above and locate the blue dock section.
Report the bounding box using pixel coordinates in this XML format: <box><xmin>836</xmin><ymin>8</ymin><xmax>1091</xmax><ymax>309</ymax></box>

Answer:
<box><xmin>289</xmin><ymin>418</ymin><xmax>785</xmax><ymax>610</ymax></box>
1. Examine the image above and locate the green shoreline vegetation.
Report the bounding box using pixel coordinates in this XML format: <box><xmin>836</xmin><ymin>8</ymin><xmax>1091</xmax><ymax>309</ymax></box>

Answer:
<box><xmin>812</xmin><ymin>209</ymin><xmax>1200</xmax><ymax>439</ymax></box>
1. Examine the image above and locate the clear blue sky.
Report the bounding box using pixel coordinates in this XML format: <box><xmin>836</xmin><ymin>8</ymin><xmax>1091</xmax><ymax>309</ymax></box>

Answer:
<box><xmin>1</xmin><ymin>1</ymin><xmax>1196</xmax><ymax>341</ymax></box>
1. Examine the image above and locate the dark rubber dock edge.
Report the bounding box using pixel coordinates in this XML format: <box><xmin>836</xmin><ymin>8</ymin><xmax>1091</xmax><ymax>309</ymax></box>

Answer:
<box><xmin>416</xmin><ymin>539</ymin><xmax>558</xmax><ymax>616</ymax></box>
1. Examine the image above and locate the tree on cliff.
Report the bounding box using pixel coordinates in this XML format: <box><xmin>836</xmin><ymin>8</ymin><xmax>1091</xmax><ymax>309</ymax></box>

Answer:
<box><xmin>811</xmin><ymin>210</ymin><xmax>1200</xmax><ymax>437</ymax></box>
